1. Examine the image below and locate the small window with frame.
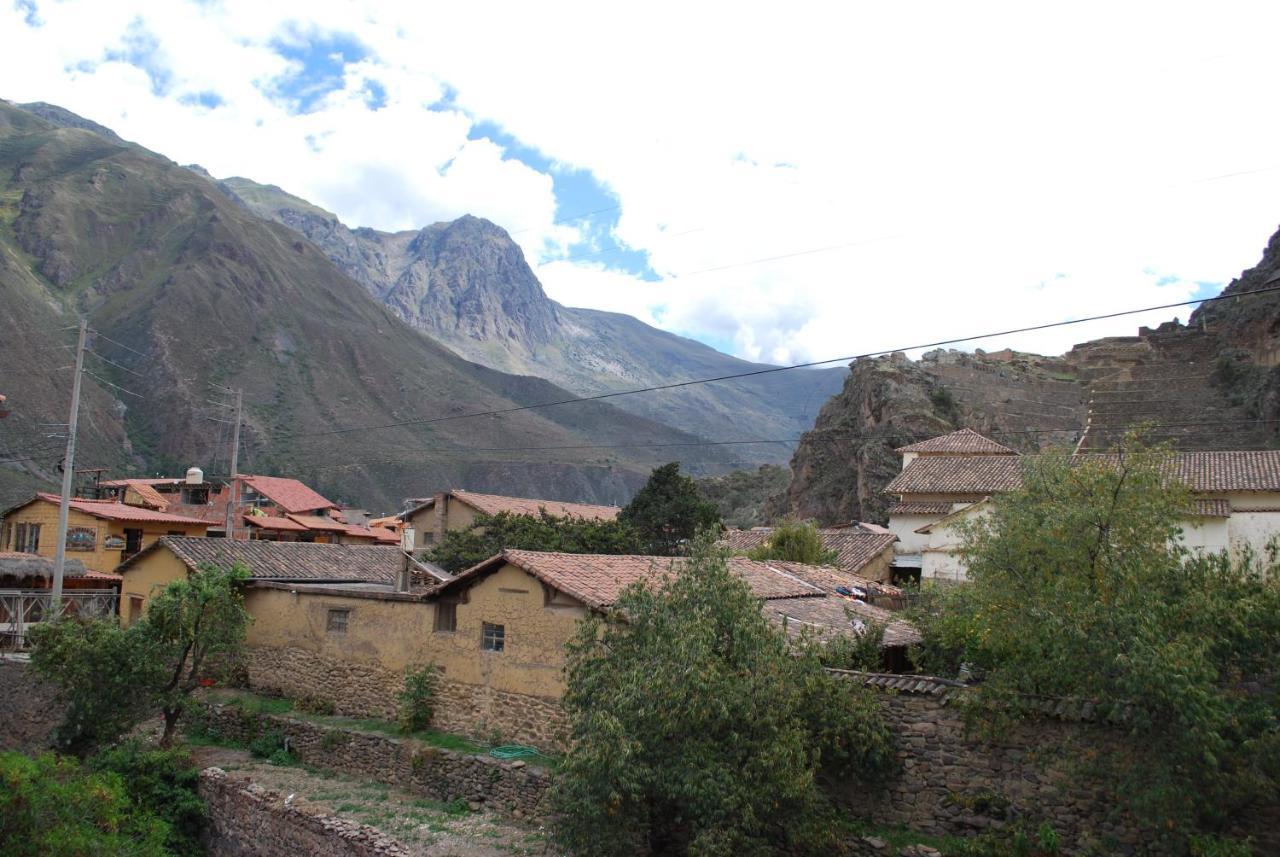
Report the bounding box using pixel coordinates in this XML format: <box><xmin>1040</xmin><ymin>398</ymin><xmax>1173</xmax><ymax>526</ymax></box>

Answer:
<box><xmin>481</xmin><ymin>622</ymin><xmax>505</xmax><ymax>652</ymax></box>
<box><xmin>434</xmin><ymin>601</ymin><xmax>457</xmax><ymax>633</ymax></box>
<box><xmin>326</xmin><ymin>608</ymin><xmax>350</xmax><ymax>634</ymax></box>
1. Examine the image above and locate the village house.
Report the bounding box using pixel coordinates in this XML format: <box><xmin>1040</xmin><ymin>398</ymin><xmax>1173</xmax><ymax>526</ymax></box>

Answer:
<box><xmin>721</xmin><ymin>525</ymin><xmax>899</xmax><ymax>591</ymax></box>
<box><xmin>0</xmin><ymin>552</ymin><xmax>122</xmax><ymax>648</ymax></box>
<box><xmin>183</xmin><ymin>545</ymin><xmax>912</xmax><ymax>750</ymax></box>
<box><xmin>0</xmin><ymin>493</ymin><xmax>210</xmax><ymax>574</ymax></box>
<box><xmin>400</xmin><ymin>489</ymin><xmax>621</xmax><ymax>551</ymax></box>
<box><xmin>114</xmin><ymin>536</ymin><xmax>447</xmax><ymax>625</ymax></box>
<box><xmin>885</xmin><ymin>428</ymin><xmax>1280</xmax><ymax>582</ymax></box>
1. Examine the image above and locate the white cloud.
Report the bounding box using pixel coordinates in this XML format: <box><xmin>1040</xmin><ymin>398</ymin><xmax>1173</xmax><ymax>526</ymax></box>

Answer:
<box><xmin>3</xmin><ymin>0</ymin><xmax>1280</xmax><ymax>367</ymax></box>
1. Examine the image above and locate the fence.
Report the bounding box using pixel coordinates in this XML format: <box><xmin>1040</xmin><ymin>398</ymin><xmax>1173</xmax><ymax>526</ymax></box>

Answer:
<box><xmin>0</xmin><ymin>590</ymin><xmax>119</xmax><ymax>649</ymax></box>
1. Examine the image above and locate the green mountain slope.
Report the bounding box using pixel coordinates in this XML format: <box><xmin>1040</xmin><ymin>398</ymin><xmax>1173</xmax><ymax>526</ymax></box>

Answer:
<box><xmin>215</xmin><ymin>177</ymin><xmax>847</xmax><ymax>461</ymax></box>
<box><xmin>0</xmin><ymin>100</ymin><xmax>738</xmax><ymax>511</ymax></box>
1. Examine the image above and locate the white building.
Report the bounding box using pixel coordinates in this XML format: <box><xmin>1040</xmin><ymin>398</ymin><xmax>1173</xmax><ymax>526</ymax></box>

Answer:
<box><xmin>884</xmin><ymin>429</ymin><xmax>1280</xmax><ymax>582</ymax></box>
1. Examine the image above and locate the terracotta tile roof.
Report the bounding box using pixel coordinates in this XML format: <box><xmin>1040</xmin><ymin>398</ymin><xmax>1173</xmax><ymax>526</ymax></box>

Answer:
<box><xmin>887</xmin><ymin>501</ymin><xmax>957</xmax><ymax>516</ymax></box>
<box><xmin>240</xmin><ymin>475</ymin><xmax>336</xmax><ymax>514</ymax></box>
<box><xmin>827</xmin><ymin>669</ymin><xmax>966</xmax><ymax>697</ymax></box>
<box><xmin>120</xmin><ymin>481</ymin><xmax>169</xmax><ymax>510</ymax></box>
<box><xmin>369</xmin><ymin>526</ymin><xmax>400</xmax><ymax>544</ymax></box>
<box><xmin>23</xmin><ymin>493</ymin><xmax>211</xmax><ymax>526</ymax></box>
<box><xmin>427</xmin><ymin>490</ymin><xmax>621</xmax><ymax>521</ymax></box>
<box><xmin>285</xmin><ymin>514</ymin><xmax>349</xmax><ymax>533</ymax></box>
<box><xmin>82</xmin><ymin>569</ymin><xmax>123</xmax><ymax>581</ymax></box>
<box><xmin>887</xmin><ymin>451</ymin><xmax>1280</xmax><ymax>497</ymax></box>
<box><xmin>243</xmin><ymin>514</ymin><xmax>308</xmax><ymax>532</ymax></box>
<box><xmin>116</xmin><ymin>536</ymin><xmax>447</xmax><ymax>585</ymax></box>
<box><xmin>895</xmin><ymin>428</ymin><xmax>1017</xmax><ymax>455</ymax></box>
<box><xmin>765</xmin><ymin>596</ymin><xmax>920</xmax><ymax>648</ymax></box>
<box><xmin>441</xmin><ymin>550</ymin><xmax>824</xmax><ymax>610</ymax></box>
<box><xmin>1189</xmin><ymin>498</ymin><xmax>1231</xmax><ymax>518</ymax></box>
<box><xmin>721</xmin><ymin>529</ymin><xmax>897</xmax><ymax>577</ymax></box>
<box><xmin>368</xmin><ymin>515</ymin><xmax>403</xmax><ymax>530</ymax></box>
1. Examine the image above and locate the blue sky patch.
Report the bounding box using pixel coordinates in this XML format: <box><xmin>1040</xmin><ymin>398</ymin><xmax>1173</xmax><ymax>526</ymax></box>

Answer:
<box><xmin>178</xmin><ymin>90</ymin><xmax>224</xmax><ymax>109</ymax></box>
<box><xmin>466</xmin><ymin>119</ymin><xmax>656</xmax><ymax>280</ymax></box>
<box><xmin>267</xmin><ymin>28</ymin><xmax>367</xmax><ymax>114</ymax></box>
<box><xmin>363</xmin><ymin>79</ymin><xmax>387</xmax><ymax>109</ymax></box>
<box><xmin>103</xmin><ymin>18</ymin><xmax>170</xmax><ymax>96</ymax></box>
<box><xmin>15</xmin><ymin>0</ymin><xmax>40</xmax><ymax>27</ymax></box>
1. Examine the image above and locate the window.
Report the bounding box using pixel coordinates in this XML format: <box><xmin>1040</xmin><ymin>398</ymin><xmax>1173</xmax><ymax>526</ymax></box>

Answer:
<box><xmin>434</xmin><ymin>601</ymin><xmax>457</xmax><ymax>633</ymax></box>
<box><xmin>481</xmin><ymin>622</ymin><xmax>505</xmax><ymax>652</ymax></box>
<box><xmin>123</xmin><ymin>528</ymin><xmax>143</xmax><ymax>556</ymax></box>
<box><xmin>0</xmin><ymin>522</ymin><xmax>8</xmax><ymax>550</ymax></box>
<box><xmin>326</xmin><ymin>608</ymin><xmax>350</xmax><ymax>634</ymax></box>
<box><xmin>181</xmin><ymin>487</ymin><xmax>209</xmax><ymax>505</ymax></box>
<box><xmin>15</xmin><ymin>523</ymin><xmax>40</xmax><ymax>554</ymax></box>
<box><xmin>127</xmin><ymin>596</ymin><xmax>143</xmax><ymax>627</ymax></box>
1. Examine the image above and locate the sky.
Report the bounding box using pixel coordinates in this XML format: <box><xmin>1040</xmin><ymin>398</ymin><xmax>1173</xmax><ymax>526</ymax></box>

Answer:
<box><xmin>4</xmin><ymin>1</ymin><xmax>1280</xmax><ymax>366</ymax></box>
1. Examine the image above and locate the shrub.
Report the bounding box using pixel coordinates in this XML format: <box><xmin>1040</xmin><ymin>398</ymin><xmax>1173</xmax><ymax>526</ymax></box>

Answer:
<box><xmin>296</xmin><ymin>694</ymin><xmax>335</xmax><ymax>716</ymax></box>
<box><xmin>91</xmin><ymin>741</ymin><xmax>206</xmax><ymax>857</ymax></box>
<box><xmin>398</xmin><ymin>665</ymin><xmax>439</xmax><ymax>733</ymax></box>
<box><xmin>744</xmin><ymin>519</ymin><xmax>838</xmax><ymax>565</ymax></box>
<box><xmin>0</xmin><ymin>751</ymin><xmax>170</xmax><ymax>856</ymax></box>
<box><xmin>248</xmin><ymin>730</ymin><xmax>295</xmax><ymax>765</ymax></box>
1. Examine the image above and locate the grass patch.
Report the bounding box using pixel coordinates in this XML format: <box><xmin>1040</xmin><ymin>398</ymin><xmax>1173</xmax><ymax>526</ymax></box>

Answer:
<box><xmin>411</xmin><ymin>796</ymin><xmax>470</xmax><ymax>816</ymax></box>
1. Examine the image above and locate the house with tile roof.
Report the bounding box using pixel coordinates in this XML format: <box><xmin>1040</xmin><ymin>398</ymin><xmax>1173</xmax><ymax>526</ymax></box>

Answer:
<box><xmin>884</xmin><ymin>430</ymin><xmax>1280</xmax><ymax>582</ymax></box>
<box><xmin>0</xmin><ymin>493</ymin><xmax>210</xmax><ymax>574</ymax></box>
<box><xmin>401</xmin><ymin>489</ymin><xmax>621</xmax><ymax>551</ymax></box>
<box><xmin>720</xmin><ymin>527</ymin><xmax>898</xmax><ymax>591</ymax></box>
<box><xmin>114</xmin><ymin>536</ymin><xmax>448</xmax><ymax>624</ymax></box>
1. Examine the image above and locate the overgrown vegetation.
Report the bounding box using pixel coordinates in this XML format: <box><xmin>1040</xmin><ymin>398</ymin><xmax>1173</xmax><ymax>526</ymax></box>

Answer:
<box><xmin>908</xmin><ymin>436</ymin><xmax>1280</xmax><ymax>853</ymax></box>
<box><xmin>30</xmin><ymin>562</ymin><xmax>252</xmax><ymax>753</ymax></box>
<box><xmin>803</xmin><ymin>617</ymin><xmax>887</xmax><ymax>672</ymax></box>
<box><xmin>398</xmin><ymin>664</ymin><xmax>440</xmax><ymax>733</ymax></box>
<box><xmin>427</xmin><ymin>509</ymin><xmax>643</xmax><ymax>573</ymax></box>
<box><xmin>90</xmin><ymin>742</ymin><xmax>207</xmax><ymax>857</ymax></box>
<box><xmin>553</xmin><ymin>534</ymin><xmax>894</xmax><ymax>854</ymax></box>
<box><xmin>0</xmin><ymin>751</ymin><xmax>172</xmax><ymax>856</ymax></box>
<box><xmin>744</xmin><ymin>518</ymin><xmax>838</xmax><ymax>565</ymax></box>
<box><xmin>695</xmin><ymin>464</ymin><xmax>790</xmax><ymax>528</ymax></box>
<box><xmin>619</xmin><ymin>461</ymin><xmax>723</xmax><ymax>555</ymax></box>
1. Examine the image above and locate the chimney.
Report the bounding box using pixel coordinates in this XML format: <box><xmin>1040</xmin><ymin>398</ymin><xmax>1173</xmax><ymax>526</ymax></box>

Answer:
<box><xmin>433</xmin><ymin>492</ymin><xmax>447</xmax><ymax>544</ymax></box>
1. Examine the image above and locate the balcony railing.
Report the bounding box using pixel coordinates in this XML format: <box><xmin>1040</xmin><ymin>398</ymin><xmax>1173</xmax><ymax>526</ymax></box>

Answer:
<box><xmin>0</xmin><ymin>590</ymin><xmax>120</xmax><ymax>650</ymax></box>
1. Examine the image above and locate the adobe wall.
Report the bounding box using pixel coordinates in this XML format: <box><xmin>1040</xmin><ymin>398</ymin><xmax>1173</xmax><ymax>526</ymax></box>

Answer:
<box><xmin>195</xmin><ymin>703</ymin><xmax>552</xmax><ymax>820</ymax></box>
<box><xmin>243</xmin><ymin>645</ymin><xmax>568</xmax><ymax>750</ymax></box>
<box><xmin>199</xmin><ymin>767</ymin><xmax>410</xmax><ymax>856</ymax></box>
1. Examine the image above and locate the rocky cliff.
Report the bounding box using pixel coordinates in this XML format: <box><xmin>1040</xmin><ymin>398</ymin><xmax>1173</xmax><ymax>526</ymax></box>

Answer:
<box><xmin>217</xmin><ymin>178</ymin><xmax>847</xmax><ymax>459</ymax></box>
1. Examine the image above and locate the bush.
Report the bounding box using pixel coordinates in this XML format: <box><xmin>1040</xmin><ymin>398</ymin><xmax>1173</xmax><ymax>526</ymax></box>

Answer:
<box><xmin>248</xmin><ymin>730</ymin><xmax>295</xmax><ymax>766</ymax></box>
<box><xmin>90</xmin><ymin>741</ymin><xmax>206</xmax><ymax>857</ymax></box>
<box><xmin>296</xmin><ymin>694</ymin><xmax>335</xmax><ymax>716</ymax></box>
<box><xmin>398</xmin><ymin>665</ymin><xmax>439</xmax><ymax>733</ymax></box>
<box><xmin>744</xmin><ymin>519</ymin><xmax>838</xmax><ymax>565</ymax></box>
<box><xmin>0</xmin><ymin>751</ymin><xmax>170</xmax><ymax>856</ymax></box>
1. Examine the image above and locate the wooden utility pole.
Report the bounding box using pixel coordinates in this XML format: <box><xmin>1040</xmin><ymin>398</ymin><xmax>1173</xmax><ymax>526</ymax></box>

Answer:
<box><xmin>223</xmin><ymin>388</ymin><xmax>242</xmax><ymax>539</ymax></box>
<box><xmin>51</xmin><ymin>320</ymin><xmax>88</xmax><ymax>612</ymax></box>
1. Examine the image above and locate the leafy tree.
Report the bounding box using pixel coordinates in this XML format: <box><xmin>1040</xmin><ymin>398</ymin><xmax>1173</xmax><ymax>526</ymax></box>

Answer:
<box><xmin>917</xmin><ymin>438</ymin><xmax>1280</xmax><ymax>850</ymax></box>
<box><xmin>143</xmin><ymin>562</ymin><xmax>252</xmax><ymax>745</ymax></box>
<box><xmin>620</xmin><ymin>462</ymin><xmax>722</xmax><ymax>556</ymax></box>
<box><xmin>553</xmin><ymin>535</ymin><xmax>895</xmax><ymax>855</ymax></box>
<box><xmin>427</xmin><ymin>510</ymin><xmax>644</xmax><ymax>573</ymax></box>
<box><xmin>31</xmin><ymin>562</ymin><xmax>251</xmax><ymax>752</ymax></box>
<box><xmin>29</xmin><ymin>616</ymin><xmax>162</xmax><ymax>756</ymax></box>
<box><xmin>90</xmin><ymin>741</ymin><xmax>206</xmax><ymax>857</ymax></box>
<box><xmin>0</xmin><ymin>751</ymin><xmax>170</xmax><ymax>856</ymax></box>
<box><xmin>744</xmin><ymin>519</ymin><xmax>837</xmax><ymax>565</ymax></box>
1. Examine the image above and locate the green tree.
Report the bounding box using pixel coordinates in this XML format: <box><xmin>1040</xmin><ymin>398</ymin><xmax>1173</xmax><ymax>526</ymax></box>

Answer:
<box><xmin>744</xmin><ymin>519</ymin><xmax>837</xmax><ymax>565</ymax></box>
<box><xmin>143</xmin><ymin>562</ymin><xmax>252</xmax><ymax>746</ymax></box>
<box><xmin>90</xmin><ymin>741</ymin><xmax>206</xmax><ymax>857</ymax></box>
<box><xmin>29</xmin><ymin>616</ymin><xmax>162</xmax><ymax>756</ymax></box>
<box><xmin>620</xmin><ymin>462</ymin><xmax>722</xmax><ymax>556</ymax></box>
<box><xmin>427</xmin><ymin>510</ymin><xmax>644</xmax><ymax>573</ymax></box>
<box><xmin>553</xmin><ymin>535</ymin><xmax>895</xmax><ymax>855</ymax></box>
<box><xmin>0</xmin><ymin>752</ymin><xmax>171</xmax><ymax>856</ymax></box>
<box><xmin>920</xmin><ymin>438</ymin><xmax>1280</xmax><ymax>850</ymax></box>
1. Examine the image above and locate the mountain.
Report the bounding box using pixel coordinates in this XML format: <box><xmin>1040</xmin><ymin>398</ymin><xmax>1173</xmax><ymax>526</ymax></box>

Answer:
<box><xmin>768</xmin><ymin>231</ymin><xmax>1280</xmax><ymax>525</ymax></box>
<box><xmin>214</xmin><ymin>178</ymin><xmax>847</xmax><ymax>460</ymax></box>
<box><xmin>0</xmin><ymin>100</ymin><xmax>740</xmax><ymax>511</ymax></box>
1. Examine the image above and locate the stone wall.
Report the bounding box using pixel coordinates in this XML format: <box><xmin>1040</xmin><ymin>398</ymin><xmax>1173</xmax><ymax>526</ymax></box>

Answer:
<box><xmin>197</xmin><ymin>703</ymin><xmax>552</xmax><ymax>820</ymax></box>
<box><xmin>199</xmin><ymin>767</ymin><xmax>410</xmax><ymax>856</ymax></box>
<box><xmin>0</xmin><ymin>656</ymin><xmax>60</xmax><ymax>752</ymax></box>
<box><xmin>244</xmin><ymin>645</ymin><xmax>568</xmax><ymax>750</ymax></box>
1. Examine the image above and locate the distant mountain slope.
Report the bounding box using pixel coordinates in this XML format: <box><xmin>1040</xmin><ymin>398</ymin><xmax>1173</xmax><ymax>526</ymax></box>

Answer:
<box><xmin>215</xmin><ymin>177</ymin><xmax>847</xmax><ymax>460</ymax></box>
<box><xmin>0</xmin><ymin>100</ymin><xmax>738</xmax><ymax>511</ymax></box>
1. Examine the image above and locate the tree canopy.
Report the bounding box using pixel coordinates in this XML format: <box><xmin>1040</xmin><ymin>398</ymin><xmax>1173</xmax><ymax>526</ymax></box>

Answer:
<box><xmin>426</xmin><ymin>510</ymin><xmax>644</xmax><ymax>573</ymax></box>
<box><xmin>553</xmin><ymin>536</ymin><xmax>895</xmax><ymax>855</ymax></box>
<box><xmin>910</xmin><ymin>439</ymin><xmax>1280</xmax><ymax>851</ymax></box>
<box><xmin>744</xmin><ymin>519</ymin><xmax>837</xmax><ymax>565</ymax></box>
<box><xmin>620</xmin><ymin>462</ymin><xmax>722</xmax><ymax>556</ymax></box>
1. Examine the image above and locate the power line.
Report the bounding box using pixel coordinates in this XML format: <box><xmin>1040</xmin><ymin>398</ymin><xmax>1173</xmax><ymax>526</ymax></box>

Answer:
<box><xmin>279</xmin><ymin>282</ymin><xmax>1280</xmax><ymax>443</ymax></box>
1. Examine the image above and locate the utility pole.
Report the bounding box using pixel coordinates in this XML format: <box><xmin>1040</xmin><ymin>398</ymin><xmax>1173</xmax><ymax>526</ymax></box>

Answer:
<box><xmin>223</xmin><ymin>388</ymin><xmax>242</xmax><ymax>540</ymax></box>
<box><xmin>51</xmin><ymin>319</ymin><xmax>88</xmax><ymax>613</ymax></box>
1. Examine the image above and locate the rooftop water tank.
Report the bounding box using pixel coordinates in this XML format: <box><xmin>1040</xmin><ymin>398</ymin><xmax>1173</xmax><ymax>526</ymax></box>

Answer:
<box><xmin>185</xmin><ymin>466</ymin><xmax>204</xmax><ymax>485</ymax></box>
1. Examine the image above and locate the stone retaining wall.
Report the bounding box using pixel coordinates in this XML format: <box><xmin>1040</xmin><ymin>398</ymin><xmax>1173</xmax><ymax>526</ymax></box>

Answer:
<box><xmin>244</xmin><ymin>645</ymin><xmax>568</xmax><ymax>750</ymax></box>
<box><xmin>199</xmin><ymin>766</ymin><xmax>410</xmax><ymax>856</ymax></box>
<box><xmin>197</xmin><ymin>703</ymin><xmax>552</xmax><ymax>820</ymax></box>
<box><xmin>0</xmin><ymin>656</ymin><xmax>60</xmax><ymax>752</ymax></box>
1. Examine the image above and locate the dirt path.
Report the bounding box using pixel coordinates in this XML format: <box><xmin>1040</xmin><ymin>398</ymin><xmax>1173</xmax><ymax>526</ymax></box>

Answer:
<box><xmin>191</xmin><ymin>746</ymin><xmax>552</xmax><ymax>857</ymax></box>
